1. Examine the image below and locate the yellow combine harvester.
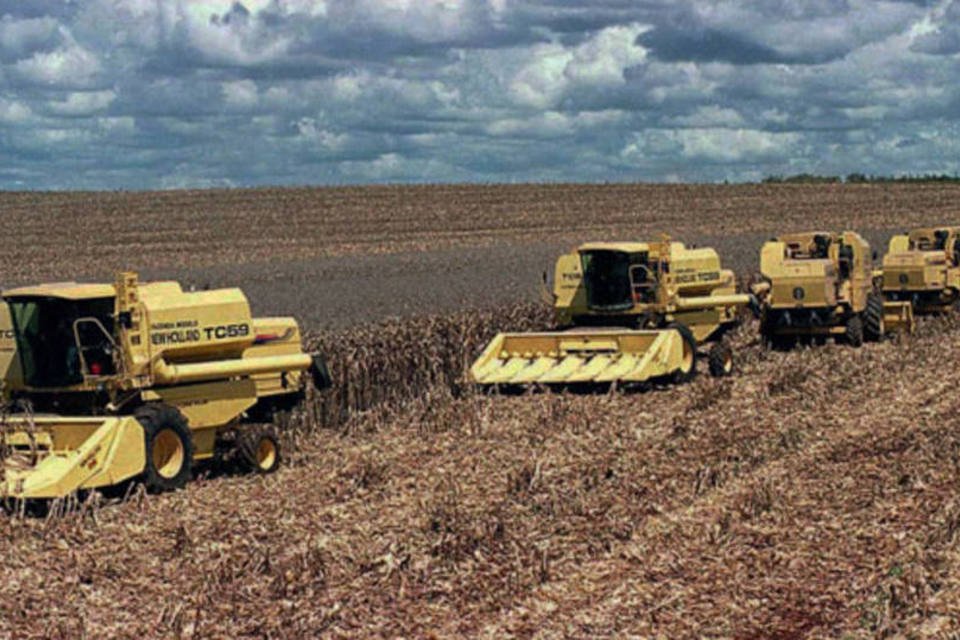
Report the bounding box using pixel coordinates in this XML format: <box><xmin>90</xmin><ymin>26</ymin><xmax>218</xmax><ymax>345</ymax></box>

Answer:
<box><xmin>881</xmin><ymin>226</ymin><xmax>960</xmax><ymax>313</ymax></box>
<box><xmin>0</xmin><ymin>272</ymin><xmax>330</xmax><ymax>501</ymax></box>
<box><xmin>754</xmin><ymin>231</ymin><xmax>913</xmax><ymax>349</ymax></box>
<box><xmin>471</xmin><ymin>237</ymin><xmax>756</xmax><ymax>388</ymax></box>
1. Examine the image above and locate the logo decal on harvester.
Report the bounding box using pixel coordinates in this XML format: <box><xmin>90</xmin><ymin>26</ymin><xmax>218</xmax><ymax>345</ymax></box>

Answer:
<box><xmin>150</xmin><ymin>321</ymin><xmax>250</xmax><ymax>346</ymax></box>
<box><xmin>676</xmin><ymin>270</ymin><xmax>720</xmax><ymax>284</ymax></box>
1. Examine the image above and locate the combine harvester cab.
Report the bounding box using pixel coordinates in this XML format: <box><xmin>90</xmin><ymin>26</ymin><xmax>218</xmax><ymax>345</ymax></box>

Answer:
<box><xmin>754</xmin><ymin>231</ymin><xmax>913</xmax><ymax>350</ymax></box>
<box><xmin>881</xmin><ymin>226</ymin><xmax>960</xmax><ymax>314</ymax></box>
<box><xmin>0</xmin><ymin>272</ymin><xmax>330</xmax><ymax>502</ymax></box>
<box><xmin>471</xmin><ymin>237</ymin><xmax>755</xmax><ymax>389</ymax></box>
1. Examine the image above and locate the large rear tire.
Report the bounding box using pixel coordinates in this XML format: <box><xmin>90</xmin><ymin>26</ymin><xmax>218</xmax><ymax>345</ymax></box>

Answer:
<box><xmin>667</xmin><ymin>323</ymin><xmax>698</xmax><ymax>384</ymax></box>
<box><xmin>844</xmin><ymin>314</ymin><xmax>864</xmax><ymax>348</ymax></box>
<box><xmin>864</xmin><ymin>294</ymin><xmax>885</xmax><ymax>341</ymax></box>
<box><xmin>135</xmin><ymin>404</ymin><xmax>193</xmax><ymax>493</ymax></box>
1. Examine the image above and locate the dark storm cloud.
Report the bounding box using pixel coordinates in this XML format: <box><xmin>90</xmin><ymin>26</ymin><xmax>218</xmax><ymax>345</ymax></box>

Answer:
<box><xmin>638</xmin><ymin>0</ymin><xmax>922</xmax><ymax>65</ymax></box>
<box><xmin>640</xmin><ymin>26</ymin><xmax>793</xmax><ymax>64</ymax></box>
<box><xmin>0</xmin><ymin>0</ymin><xmax>956</xmax><ymax>188</ymax></box>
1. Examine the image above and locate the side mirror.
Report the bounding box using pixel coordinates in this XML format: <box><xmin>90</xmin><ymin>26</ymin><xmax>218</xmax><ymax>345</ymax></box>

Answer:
<box><xmin>540</xmin><ymin>270</ymin><xmax>555</xmax><ymax>305</ymax></box>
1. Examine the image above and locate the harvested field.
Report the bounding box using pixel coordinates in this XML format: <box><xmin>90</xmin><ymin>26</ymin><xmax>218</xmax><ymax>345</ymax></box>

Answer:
<box><xmin>2</xmin><ymin>183</ymin><xmax>959</xmax><ymax>327</ymax></box>
<box><xmin>3</xmin><ymin>183</ymin><xmax>960</xmax><ymax>637</ymax></box>
<box><xmin>4</xmin><ymin>311</ymin><xmax>960</xmax><ymax>637</ymax></box>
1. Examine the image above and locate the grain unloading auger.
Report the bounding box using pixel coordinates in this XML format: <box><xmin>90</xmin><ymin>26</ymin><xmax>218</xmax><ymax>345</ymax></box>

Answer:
<box><xmin>0</xmin><ymin>272</ymin><xmax>331</xmax><ymax>502</ymax></box>
<box><xmin>471</xmin><ymin>237</ymin><xmax>757</xmax><ymax>388</ymax></box>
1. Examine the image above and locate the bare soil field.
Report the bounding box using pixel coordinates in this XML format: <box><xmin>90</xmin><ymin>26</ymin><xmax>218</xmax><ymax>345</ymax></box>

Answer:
<box><xmin>2</xmin><ymin>183</ymin><xmax>960</xmax><ymax>638</ymax></box>
<box><xmin>2</xmin><ymin>183</ymin><xmax>959</xmax><ymax>327</ymax></box>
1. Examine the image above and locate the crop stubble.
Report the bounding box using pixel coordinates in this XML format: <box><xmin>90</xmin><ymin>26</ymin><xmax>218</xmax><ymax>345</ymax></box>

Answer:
<box><xmin>2</xmin><ymin>184</ymin><xmax>960</xmax><ymax>637</ymax></box>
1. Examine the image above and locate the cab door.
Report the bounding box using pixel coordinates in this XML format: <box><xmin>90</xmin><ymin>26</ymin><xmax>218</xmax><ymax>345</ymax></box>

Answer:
<box><xmin>553</xmin><ymin>253</ymin><xmax>587</xmax><ymax>321</ymax></box>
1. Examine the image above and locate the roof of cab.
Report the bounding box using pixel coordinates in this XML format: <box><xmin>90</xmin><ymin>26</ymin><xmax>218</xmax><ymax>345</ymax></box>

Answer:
<box><xmin>775</xmin><ymin>231</ymin><xmax>833</xmax><ymax>241</ymax></box>
<box><xmin>3</xmin><ymin>282</ymin><xmax>116</xmax><ymax>300</ymax></box>
<box><xmin>577</xmin><ymin>241</ymin><xmax>685</xmax><ymax>253</ymax></box>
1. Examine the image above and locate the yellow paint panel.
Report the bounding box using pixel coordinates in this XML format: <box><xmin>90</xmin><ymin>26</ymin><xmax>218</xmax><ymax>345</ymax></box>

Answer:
<box><xmin>82</xmin><ymin>418</ymin><xmax>146</xmax><ymax>489</ymax></box>
<box><xmin>146</xmin><ymin>379</ymin><xmax>258</xmax><ymax>429</ymax></box>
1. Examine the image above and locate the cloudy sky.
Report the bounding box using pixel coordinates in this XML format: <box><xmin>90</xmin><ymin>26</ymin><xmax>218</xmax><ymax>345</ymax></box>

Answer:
<box><xmin>0</xmin><ymin>0</ymin><xmax>958</xmax><ymax>189</ymax></box>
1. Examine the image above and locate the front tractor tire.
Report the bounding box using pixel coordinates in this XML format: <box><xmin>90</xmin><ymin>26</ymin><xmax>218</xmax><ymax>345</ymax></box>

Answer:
<box><xmin>135</xmin><ymin>404</ymin><xmax>194</xmax><ymax>493</ymax></box>
<box><xmin>844</xmin><ymin>314</ymin><xmax>864</xmax><ymax>348</ymax></box>
<box><xmin>708</xmin><ymin>342</ymin><xmax>734</xmax><ymax>377</ymax></box>
<box><xmin>668</xmin><ymin>323</ymin><xmax>698</xmax><ymax>384</ymax></box>
<box><xmin>864</xmin><ymin>294</ymin><xmax>885</xmax><ymax>341</ymax></box>
<box><xmin>237</xmin><ymin>427</ymin><xmax>282</xmax><ymax>474</ymax></box>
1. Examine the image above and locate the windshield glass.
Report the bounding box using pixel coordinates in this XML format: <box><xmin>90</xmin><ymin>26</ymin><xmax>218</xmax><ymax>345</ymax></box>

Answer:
<box><xmin>7</xmin><ymin>296</ymin><xmax>114</xmax><ymax>388</ymax></box>
<box><xmin>581</xmin><ymin>250</ymin><xmax>647</xmax><ymax>311</ymax></box>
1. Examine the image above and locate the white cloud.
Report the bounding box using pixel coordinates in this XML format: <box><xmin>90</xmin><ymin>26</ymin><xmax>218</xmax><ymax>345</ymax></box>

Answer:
<box><xmin>97</xmin><ymin>116</ymin><xmax>136</xmax><ymax>135</ymax></box>
<box><xmin>13</xmin><ymin>41</ymin><xmax>102</xmax><ymax>88</ymax></box>
<box><xmin>563</xmin><ymin>24</ymin><xmax>650</xmax><ymax>86</ymax></box>
<box><xmin>0</xmin><ymin>98</ymin><xmax>33</xmax><ymax>124</ymax></box>
<box><xmin>325</xmin><ymin>71</ymin><xmax>460</xmax><ymax>112</ymax></box>
<box><xmin>510</xmin><ymin>24</ymin><xmax>649</xmax><ymax>109</ymax></box>
<box><xmin>272</xmin><ymin>0</ymin><xmax>329</xmax><ymax>17</ymax></box>
<box><xmin>222</xmin><ymin>80</ymin><xmax>259</xmax><ymax>109</ymax></box>
<box><xmin>294</xmin><ymin>117</ymin><xmax>348</xmax><ymax>150</ymax></box>
<box><xmin>623</xmin><ymin>128</ymin><xmax>801</xmax><ymax>163</ymax></box>
<box><xmin>185</xmin><ymin>14</ymin><xmax>294</xmax><ymax>67</ymax></box>
<box><xmin>48</xmin><ymin>90</ymin><xmax>116</xmax><ymax>116</ymax></box>
<box><xmin>841</xmin><ymin>105</ymin><xmax>889</xmax><ymax>120</ymax></box>
<box><xmin>328</xmin><ymin>0</ymin><xmax>491</xmax><ymax>43</ymax></box>
<box><xmin>160</xmin><ymin>171</ymin><xmax>237</xmax><ymax>190</ymax></box>
<box><xmin>21</xmin><ymin>127</ymin><xmax>96</xmax><ymax>148</ymax></box>
<box><xmin>487</xmin><ymin>110</ymin><xmax>625</xmax><ymax>138</ymax></box>
<box><xmin>509</xmin><ymin>43</ymin><xmax>574</xmax><ymax>109</ymax></box>
<box><xmin>679</xmin><ymin>128</ymin><xmax>799</xmax><ymax>161</ymax></box>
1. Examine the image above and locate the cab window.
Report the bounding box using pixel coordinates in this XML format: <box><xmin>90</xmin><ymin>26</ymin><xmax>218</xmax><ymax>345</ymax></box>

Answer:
<box><xmin>7</xmin><ymin>296</ymin><xmax>115</xmax><ymax>388</ymax></box>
